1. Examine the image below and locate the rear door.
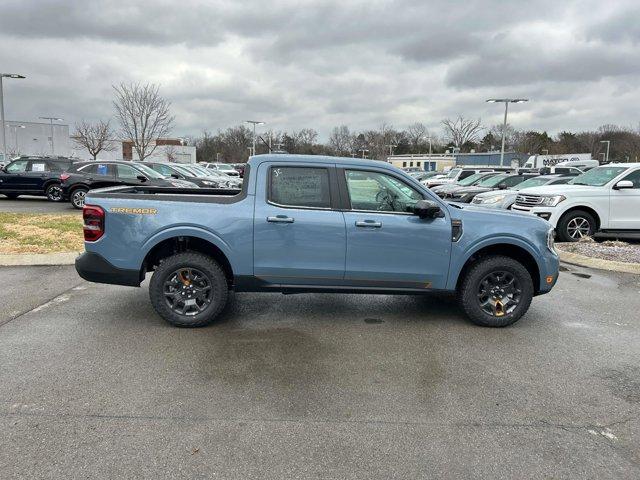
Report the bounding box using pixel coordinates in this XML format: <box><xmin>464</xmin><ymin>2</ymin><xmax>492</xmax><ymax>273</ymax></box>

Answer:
<box><xmin>609</xmin><ymin>168</ymin><xmax>640</xmax><ymax>229</ymax></box>
<box><xmin>23</xmin><ymin>160</ymin><xmax>51</xmax><ymax>192</ymax></box>
<box><xmin>253</xmin><ymin>163</ymin><xmax>346</xmax><ymax>285</ymax></box>
<box><xmin>340</xmin><ymin>168</ymin><xmax>452</xmax><ymax>290</ymax></box>
<box><xmin>78</xmin><ymin>163</ymin><xmax>116</xmax><ymax>188</ymax></box>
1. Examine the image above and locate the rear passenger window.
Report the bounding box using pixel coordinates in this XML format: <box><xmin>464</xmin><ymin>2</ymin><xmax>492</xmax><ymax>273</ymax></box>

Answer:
<box><xmin>269</xmin><ymin>167</ymin><xmax>331</xmax><ymax>208</ymax></box>
<box><xmin>29</xmin><ymin>162</ymin><xmax>49</xmax><ymax>172</ymax></box>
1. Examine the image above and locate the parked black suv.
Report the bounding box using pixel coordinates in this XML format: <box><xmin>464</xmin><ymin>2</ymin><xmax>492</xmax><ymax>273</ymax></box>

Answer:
<box><xmin>61</xmin><ymin>160</ymin><xmax>198</xmax><ymax>209</ymax></box>
<box><xmin>0</xmin><ymin>157</ymin><xmax>75</xmax><ymax>201</ymax></box>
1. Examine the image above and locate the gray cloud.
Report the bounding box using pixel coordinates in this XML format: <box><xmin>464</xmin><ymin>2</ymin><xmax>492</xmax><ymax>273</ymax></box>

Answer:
<box><xmin>0</xmin><ymin>0</ymin><xmax>639</xmax><ymax>140</ymax></box>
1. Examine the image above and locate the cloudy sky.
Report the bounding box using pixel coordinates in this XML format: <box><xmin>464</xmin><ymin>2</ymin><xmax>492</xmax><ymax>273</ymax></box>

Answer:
<box><xmin>1</xmin><ymin>0</ymin><xmax>639</xmax><ymax>140</ymax></box>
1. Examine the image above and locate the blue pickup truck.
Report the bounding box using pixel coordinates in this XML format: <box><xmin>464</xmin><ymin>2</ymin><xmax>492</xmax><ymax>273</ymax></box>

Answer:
<box><xmin>75</xmin><ymin>154</ymin><xmax>559</xmax><ymax>328</ymax></box>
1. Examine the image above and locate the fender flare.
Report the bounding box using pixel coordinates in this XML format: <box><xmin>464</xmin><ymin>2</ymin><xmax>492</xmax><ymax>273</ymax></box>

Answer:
<box><xmin>136</xmin><ymin>225</ymin><xmax>233</xmax><ymax>270</ymax></box>
<box><xmin>446</xmin><ymin>235</ymin><xmax>544</xmax><ymax>290</ymax></box>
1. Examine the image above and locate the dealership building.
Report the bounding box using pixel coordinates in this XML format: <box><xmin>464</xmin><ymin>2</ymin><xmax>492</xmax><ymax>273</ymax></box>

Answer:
<box><xmin>387</xmin><ymin>151</ymin><xmax>526</xmax><ymax>171</ymax></box>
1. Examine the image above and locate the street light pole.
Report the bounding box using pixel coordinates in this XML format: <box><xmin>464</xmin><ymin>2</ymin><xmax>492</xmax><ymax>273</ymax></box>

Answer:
<box><xmin>39</xmin><ymin>116</ymin><xmax>63</xmax><ymax>156</ymax></box>
<box><xmin>600</xmin><ymin>140</ymin><xmax>610</xmax><ymax>163</ymax></box>
<box><xmin>0</xmin><ymin>73</ymin><xmax>26</xmax><ymax>163</ymax></box>
<box><xmin>245</xmin><ymin>120</ymin><xmax>265</xmax><ymax>157</ymax></box>
<box><xmin>486</xmin><ymin>98</ymin><xmax>529</xmax><ymax>166</ymax></box>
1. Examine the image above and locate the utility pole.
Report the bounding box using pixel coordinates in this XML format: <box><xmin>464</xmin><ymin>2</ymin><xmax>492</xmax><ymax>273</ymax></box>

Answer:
<box><xmin>385</xmin><ymin>144</ymin><xmax>397</xmax><ymax>156</ymax></box>
<box><xmin>0</xmin><ymin>73</ymin><xmax>26</xmax><ymax>163</ymax></box>
<box><xmin>8</xmin><ymin>124</ymin><xmax>25</xmax><ymax>154</ymax></box>
<box><xmin>359</xmin><ymin>148</ymin><xmax>369</xmax><ymax>159</ymax></box>
<box><xmin>486</xmin><ymin>98</ymin><xmax>529</xmax><ymax>166</ymax></box>
<box><xmin>39</xmin><ymin>116</ymin><xmax>64</xmax><ymax>156</ymax></box>
<box><xmin>245</xmin><ymin>120</ymin><xmax>265</xmax><ymax>158</ymax></box>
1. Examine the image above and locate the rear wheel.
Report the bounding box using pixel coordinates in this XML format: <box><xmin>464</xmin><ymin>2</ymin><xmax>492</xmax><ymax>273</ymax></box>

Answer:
<box><xmin>149</xmin><ymin>252</ymin><xmax>228</xmax><ymax>327</ymax></box>
<box><xmin>459</xmin><ymin>255</ymin><xmax>534</xmax><ymax>327</ymax></box>
<box><xmin>70</xmin><ymin>188</ymin><xmax>88</xmax><ymax>209</ymax></box>
<box><xmin>45</xmin><ymin>183</ymin><xmax>63</xmax><ymax>202</ymax></box>
<box><xmin>557</xmin><ymin>210</ymin><xmax>596</xmax><ymax>242</ymax></box>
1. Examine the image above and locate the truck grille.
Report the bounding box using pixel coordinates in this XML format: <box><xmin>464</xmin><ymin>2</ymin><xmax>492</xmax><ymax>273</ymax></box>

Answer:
<box><xmin>515</xmin><ymin>194</ymin><xmax>543</xmax><ymax>208</ymax></box>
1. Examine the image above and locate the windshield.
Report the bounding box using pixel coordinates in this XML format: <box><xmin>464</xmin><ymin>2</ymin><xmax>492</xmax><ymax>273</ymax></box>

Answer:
<box><xmin>217</xmin><ymin>163</ymin><xmax>236</xmax><ymax>171</ymax></box>
<box><xmin>446</xmin><ymin>168</ymin><xmax>461</xmax><ymax>179</ymax></box>
<box><xmin>514</xmin><ymin>177</ymin><xmax>554</xmax><ymax>190</ymax></box>
<box><xmin>134</xmin><ymin>163</ymin><xmax>165</xmax><ymax>179</ymax></box>
<box><xmin>193</xmin><ymin>165</ymin><xmax>221</xmax><ymax>177</ymax></box>
<box><xmin>172</xmin><ymin>165</ymin><xmax>195</xmax><ymax>177</ymax></box>
<box><xmin>568</xmin><ymin>166</ymin><xmax>628</xmax><ymax>186</ymax></box>
<box><xmin>458</xmin><ymin>173</ymin><xmax>492</xmax><ymax>186</ymax></box>
<box><xmin>477</xmin><ymin>174</ymin><xmax>509</xmax><ymax>187</ymax></box>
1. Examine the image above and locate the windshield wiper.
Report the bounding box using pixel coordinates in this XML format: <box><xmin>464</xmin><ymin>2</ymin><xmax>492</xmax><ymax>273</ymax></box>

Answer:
<box><xmin>570</xmin><ymin>182</ymin><xmax>589</xmax><ymax>186</ymax></box>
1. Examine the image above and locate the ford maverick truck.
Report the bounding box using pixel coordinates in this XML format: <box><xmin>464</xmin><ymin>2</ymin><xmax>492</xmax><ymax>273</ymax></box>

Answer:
<box><xmin>75</xmin><ymin>154</ymin><xmax>559</xmax><ymax>328</ymax></box>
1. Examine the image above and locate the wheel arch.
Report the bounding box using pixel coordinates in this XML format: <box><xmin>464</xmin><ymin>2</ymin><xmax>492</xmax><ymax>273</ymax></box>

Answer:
<box><xmin>141</xmin><ymin>234</ymin><xmax>234</xmax><ymax>287</ymax></box>
<box><xmin>557</xmin><ymin>205</ymin><xmax>601</xmax><ymax>230</ymax></box>
<box><xmin>453</xmin><ymin>241</ymin><xmax>542</xmax><ymax>294</ymax></box>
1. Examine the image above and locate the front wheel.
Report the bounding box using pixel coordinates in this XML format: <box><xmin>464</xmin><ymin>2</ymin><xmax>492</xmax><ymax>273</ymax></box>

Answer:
<box><xmin>149</xmin><ymin>252</ymin><xmax>228</xmax><ymax>327</ymax></box>
<box><xmin>557</xmin><ymin>210</ymin><xmax>596</xmax><ymax>242</ymax></box>
<box><xmin>458</xmin><ymin>255</ymin><xmax>534</xmax><ymax>327</ymax></box>
<box><xmin>70</xmin><ymin>188</ymin><xmax>88</xmax><ymax>209</ymax></box>
<box><xmin>45</xmin><ymin>183</ymin><xmax>63</xmax><ymax>202</ymax></box>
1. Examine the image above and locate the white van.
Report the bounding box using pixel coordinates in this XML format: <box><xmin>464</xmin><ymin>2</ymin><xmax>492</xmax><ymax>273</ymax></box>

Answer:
<box><xmin>523</xmin><ymin>154</ymin><xmax>595</xmax><ymax>170</ymax></box>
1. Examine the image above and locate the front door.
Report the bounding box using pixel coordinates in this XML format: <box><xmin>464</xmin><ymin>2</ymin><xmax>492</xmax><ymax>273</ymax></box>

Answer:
<box><xmin>609</xmin><ymin>168</ymin><xmax>640</xmax><ymax>229</ymax></box>
<box><xmin>0</xmin><ymin>159</ymin><xmax>29</xmax><ymax>191</ymax></box>
<box><xmin>341</xmin><ymin>168</ymin><xmax>452</xmax><ymax>290</ymax></box>
<box><xmin>253</xmin><ymin>163</ymin><xmax>346</xmax><ymax>285</ymax></box>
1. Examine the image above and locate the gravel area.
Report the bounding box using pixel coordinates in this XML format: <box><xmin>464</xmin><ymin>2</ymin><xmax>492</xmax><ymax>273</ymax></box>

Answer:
<box><xmin>557</xmin><ymin>239</ymin><xmax>640</xmax><ymax>263</ymax></box>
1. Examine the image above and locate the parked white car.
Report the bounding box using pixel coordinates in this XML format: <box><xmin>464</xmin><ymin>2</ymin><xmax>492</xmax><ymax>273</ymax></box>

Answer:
<box><xmin>424</xmin><ymin>168</ymin><xmax>494</xmax><ymax>188</ymax></box>
<box><xmin>200</xmin><ymin>162</ymin><xmax>241</xmax><ymax>177</ymax></box>
<box><xmin>511</xmin><ymin>163</ymin><xmax>640</xmax><ymax>241</ymax></box>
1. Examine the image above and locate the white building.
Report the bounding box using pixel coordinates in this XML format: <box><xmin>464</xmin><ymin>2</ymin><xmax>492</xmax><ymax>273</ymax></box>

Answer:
<box><xmin>71</xmin><ymin>138</ymin><xmax>196</xmax><ymax>164</ymax></box>
<box><xmin>4</xmin><ymin>120</ymin><xmax>70</xmax><ymax>157</ymax></box>
<box><xmin>387</xmin><ymin>153</ymin><xmax>456</xmax><ymax>172</ymax></box>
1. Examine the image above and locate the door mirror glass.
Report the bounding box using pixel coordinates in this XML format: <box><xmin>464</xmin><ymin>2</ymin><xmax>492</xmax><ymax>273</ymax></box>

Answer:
<box><xmin>413</xmin><ymin>199</ymin><xmax>443</xmax><ymax>219</ymax></box>
<box><xmin>614</xmin><ymin>180</ymin><xmax>634</xmax><ymax>189</ymax></box>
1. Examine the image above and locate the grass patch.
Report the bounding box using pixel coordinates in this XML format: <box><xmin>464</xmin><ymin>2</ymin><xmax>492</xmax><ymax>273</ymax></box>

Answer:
<box><xmin>0</xmin><ymin>213</ymin><xmax>84</xmax><ymax>254</ymax></box>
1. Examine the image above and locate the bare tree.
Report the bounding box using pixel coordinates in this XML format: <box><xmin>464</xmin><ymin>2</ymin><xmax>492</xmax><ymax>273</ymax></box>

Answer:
<box><xmin>441</xmin><ymin>116</ymin><xmax>483</xmax><ymax>149</ymax></box>
<box><xmin>113</xmin><ymin>82</ymin><xmax>174</xmax><ymax>161</ymax></box>
<box><xmin>328</xmin><ymin>125</ymin><xmax>354</xmax><ymax>155</ymax></box>
<box><xmin>72</xmin><ymin>120</ymin><xmax>116</xmax><ymax>160</ymax></box>
<box><xmin>164</xmin><ymin>144</ymin><xmax>178</xmax><ymax>162</ymax></box>
<box><xmin>406</xmin><ymin>122</ymin><xmax>428</xmax><ymax>149</ymax></box>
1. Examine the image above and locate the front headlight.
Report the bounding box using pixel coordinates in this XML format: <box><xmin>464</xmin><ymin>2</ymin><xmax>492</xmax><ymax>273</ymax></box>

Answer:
<box><xmin>540</xmin><ymin>195</ymin><xmax>566</xmax><ymax>207</ymax></box>
<box><xmin>547</xmin><ymin>228</ymin><xmax>556</xmax><ymax>254</ymax></box>
<box><xmin>475</xmin><ymin>194</ymin><xmax>506</xmax><ymax>204</ymax></box>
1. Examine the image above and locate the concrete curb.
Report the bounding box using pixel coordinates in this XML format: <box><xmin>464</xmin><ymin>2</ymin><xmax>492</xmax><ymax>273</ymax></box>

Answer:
<box><xmin>558</xmin><ymin>249</ymin><xmax>640</xmax><ymax>275</ymax></box>
<box><xmin>0</xmin><ymin>252</ymin><xmax>81</xmax><ymax>266</ymax></box>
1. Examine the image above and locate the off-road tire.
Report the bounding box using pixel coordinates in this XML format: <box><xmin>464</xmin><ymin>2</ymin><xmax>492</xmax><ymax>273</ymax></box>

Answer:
<box><xmin>557</xmin><ymin>210</ymin><xmax>596</xmax><ymax>242</ymax></box>
<box><xmin>458</xmin><ymin>255</ymin><xmax>534</xmax><ymax>327</ymax></box>
<box><xmin>45</xmin><ymin>183</ymin><xmax>63</xmax><ymax>202</ymax></box>
<box><xmin>70</xmin><ymin>187</ymin><xmax>88</xmax><ymax>209</ymax></box>
<box><xmin>149</xmin><ymin>252</ymin><xmax>228</xmax><ymax>327</ymax></box>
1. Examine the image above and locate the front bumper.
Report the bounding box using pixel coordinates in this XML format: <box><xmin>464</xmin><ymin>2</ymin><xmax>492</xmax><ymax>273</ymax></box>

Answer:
<box><xmin>75</xmin><ymin>251</ymin><xmax>142</xmax><ymax>287</ymax></box>
<box><xmin>511</xmin><ymin>205</ymin><xmax>561</xmax><ymax>226</ymax></box>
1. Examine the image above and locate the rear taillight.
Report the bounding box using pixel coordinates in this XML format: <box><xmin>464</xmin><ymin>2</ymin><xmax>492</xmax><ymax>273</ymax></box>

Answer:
<box><xmin>60</xmin><ymin>173</ymin><xmax>70</xmax><ymax>181</ymax></box>
<box><xmin>83</xmin><ymin>205</ymin><xmax>105</xmax><ymax>242</ymax></box>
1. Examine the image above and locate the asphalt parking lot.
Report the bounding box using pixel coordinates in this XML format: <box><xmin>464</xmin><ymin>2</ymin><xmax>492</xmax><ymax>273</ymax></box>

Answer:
<box><xmin>0</xmin><ymin>196</ymin><xmax>77</xmax><ymax>214</ymax></box>
<box><xmin>1</xmin><ymin>264</ymin><xmax>639</xmax><ymax>479</ymax></box>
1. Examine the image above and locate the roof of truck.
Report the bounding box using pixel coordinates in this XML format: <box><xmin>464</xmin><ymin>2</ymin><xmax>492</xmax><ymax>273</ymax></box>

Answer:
<box><xmin>248</xmin><ymin>154</ymin><xmax>401</xmax><ymax>170</ymax></box>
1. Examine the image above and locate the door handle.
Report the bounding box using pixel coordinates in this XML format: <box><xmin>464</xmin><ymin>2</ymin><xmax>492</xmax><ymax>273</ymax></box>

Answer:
<box><xmin>267</xmin><ymin>215</ymin><xmax>295</xmax><ymax>223</ymax></box>
<box><xmin>355</xmin><ymin>220</ymin><xmax>382</xmax><ymax>228</ymax></box>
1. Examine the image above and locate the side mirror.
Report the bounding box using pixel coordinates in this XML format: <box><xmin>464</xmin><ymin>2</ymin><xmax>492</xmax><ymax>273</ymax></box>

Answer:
<box><xmin>170</xmin><ymin>173</ymin><xmax>180</xmax><ymax>179</ymax></box>
<box><xmin>498</xmin><ymin>183</ymin><xmax>508</xmax><ymax>190</ymax></box>
<box><xmin>136</xmin><ymin>175</ymin><xmax>147</xmax><ymax>182</ymax></box>
<box><xmin>614</xmin><ymin>180</ymin><xmax>634</xmax><ymax>190</ymax></box>
<box><xmin>413</xmin><ymin>199</ymin><xmax>443</xmax><ymax>219</ymax></box>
